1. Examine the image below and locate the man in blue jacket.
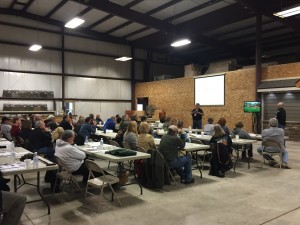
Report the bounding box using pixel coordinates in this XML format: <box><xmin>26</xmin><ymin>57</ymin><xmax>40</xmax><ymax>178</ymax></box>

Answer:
<box><xmin>103</xmin><ymin>116</ymin><xmax>116</xmax><ymax>133</ymax></box>
<box><xmin>79</xmin><ymin>117</ymin><xmax>97</xmax><ymax>138</ymax></box>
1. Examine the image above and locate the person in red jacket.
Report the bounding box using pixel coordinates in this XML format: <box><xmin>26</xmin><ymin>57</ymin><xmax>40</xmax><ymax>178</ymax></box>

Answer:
<box><xmin>10</xmin><ymin>117</ymin><xmax>21</xmax><ymax>141</ymax></box>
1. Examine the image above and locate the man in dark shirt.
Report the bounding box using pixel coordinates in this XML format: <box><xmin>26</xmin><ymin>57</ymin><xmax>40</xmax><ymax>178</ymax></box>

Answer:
<box><xmin>79</xmin><ymin>117</ymin><xmax>97</xmax><ymax>138</ymax></box>
<box><xmin>276</xmin><ymin>102</ymin><xmax>286</xmax><ymax>129</ymax></box>
<box><xmin>191</xmin><ymin>103</ymin><xmax>204</xmax><ymax>129</ymax></box>
<box><xmin>29</xmin><ymin>121</ymin><xmax>53</xmax><ymax>156</ymax></box>
<box><xmin>59</xmin><ymin>115</ymin><xmax>73</xmax><ymax>130</ymax></box>
<box><xmin>159</xmin><ymin>125</ymin><xmax>194</xmax><ymax>184</ymax></box>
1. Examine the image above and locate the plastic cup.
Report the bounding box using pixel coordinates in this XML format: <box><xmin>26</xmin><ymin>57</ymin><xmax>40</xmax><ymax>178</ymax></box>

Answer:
<box><xmin>201</xmin><ymin>132</ymin><xmax>204</xmax><ymax>136</ymax></box>
<box><xmin>189</xmin><ymin>126</ymin><xmax>192</xmax><ymax>129</ymax></box>
<box><xmin>235</xmin><ymin>135</ymin><xmax>239</xmax><ymax>140</ymax></box>
<box><xmin>24</xmin><ymin>159</ymin><xmax>31</xmax><ymax>169</ymax></box>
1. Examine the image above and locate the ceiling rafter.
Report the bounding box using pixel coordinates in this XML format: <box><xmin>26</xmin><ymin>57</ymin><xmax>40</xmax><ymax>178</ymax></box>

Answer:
<box><xmin>85</xmin><ymin>0</ymin><xmax>144</xmax><ymax>30</ymax></box>
<box><xmin>105</xmin><ymin>0</ymin><xmax>183</xmax><ymax>35</ymax></box>
<box><xmin>77</xmin><ymin>6</ymin><xmax>92</xmax><ymax>17</ymax></box>
<box><xmin>133</xmin><ymin>4</ymin><xmax>254</xmax><ymax>49</ymax></box>
<box><xmin>45</xmin><ymin>0</ymin><xmax>68</xmax><ymax>18</ymax></box>
<box><xmin>123</xmin><ymin>0</ymin><xmax>224</xmax><ymax>39</ymax></box>
<box><xmin>71</xmin><ymin>0</ymin><xmax>174</xmax><ymax>33</ymax></box>
<box><xmin>9</xmin><ymin>0</ymin><xmax>18</xmax><ymax>9</ymax></box>
<box><xmin>0</xmin><ymin>8</ymin><xmax>129</xmax><ymax>45</ymax></box>
<box><xmin>235</xmin><ymin>0</ymin><xmax>300</xmax><ymax>33</ymax></box>
<box><xmin>22</xmin><ymin>0</ymin><xmax>35</xmax><ymax>12</ymax></box>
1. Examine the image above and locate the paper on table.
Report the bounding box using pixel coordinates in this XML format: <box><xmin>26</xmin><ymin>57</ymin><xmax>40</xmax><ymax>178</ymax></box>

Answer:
<box><xmin>88</xmin><ymin>150</ymin><xmax>108</xmax><ymax>153</ymax></box>
<box><xmin>0</xmin><ymin>163</ymin><xmax>25</xmax><ymax>171</ymax></box>
<box><xmin>0</xmin><ymin>152</ymin><xmax>11</xmax><ymax>157</ymax></box>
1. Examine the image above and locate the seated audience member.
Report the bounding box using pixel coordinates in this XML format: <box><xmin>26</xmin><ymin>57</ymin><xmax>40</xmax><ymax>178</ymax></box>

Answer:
<box><xmin>79</xmin><ymin>117</ymin><xmax>97</xmax><ymax>139</ymax></box>
<box><xmin>163</xmin><ymin>117</ymin><xmax>171</xmax><ymax>130</ymax></box>
<box><xmin>138</xmin><ymin>122</ymin><xmax>156</xmax><ymax>151</ymax></box>
<box><xmin>119</xmin><ymin>114</ymin><xmax>130</xmax><ymax>131</ymax></box>
<box><xmin>115</xmin><ymin>117</ymin><xmax>122</xmax><ymax>131</ymax></box>
<box><xmin>159</xmin><ymin>125</ymin><xmax>194</xmax><ymax>184</ymax></box>
<box><xmin>257</xmin><ymin>118</ymin><xmax>290</xmax><ymax>169</ymax></box>
<box><xmin>232</xmin><ymin>122</ymin><xmax>253</xmax><ymax>159</ymax></box>
<box><xmin>204</xmin><ymin>118</ymin><xmax>215</xmax><ymax>135</ymax></box>
<box><xmin>116</xmin><ymin>114</ymin><xmax>120</xmax><ymax>119</ymax></box>
<box><xmin>19</xmin><ymin>120</ymin><xmax>32</xmax><ymax>141</ymax></box>
<box><xmin>157</xmin><ymin>117</ymin><xmax>165</xmax><ymax>129</ymax></box>
<box><xmin>209</xmin><ymin>124</ymin><xmax>233</xmax><ymax>178</ymax></box>
<box><xmin>1</xmin><ymin>117</ymin><xmax>12</xmax><ymax>141</ymax></box>
<box><xmin>10</xmin><ymin>117</ymin><xmax>21</xmax><ymax>141</ymax></box>
<box><xmin>52</xmin><ymin>127</ymin><xmax>64</xmax><ymax>143</ymax></box>
<box><xmin>74</xmin><ymin>116</ymin><xmax>84</xmax><ymax>134</ymax></box>
<box><xmin>59</xmin><ymin>115</ymin><xmax>73</xmax><ymax>131</ymax></box>
<box><xmin>68</xmin><ymin>113</ymin><xmax>77</xmax><ymax>125</ymax></box>
<box><xmin>89</xmin><ymin>113</ymin><xmax>94</xmax><ymax>119</ymax></box>
<box><xmin>0</xmin><ymin>191</ymin><xmax>27</xmax><ymax>225</ymax></box>
<box><xmin>177</xmin><ymin>121</ymin><xmax>191</xmax><ymax>143</ymax></box>
<box><xmin>45</xmin><ymin>115</ymin><xmax>58</xmax><ymax>131</ymax></box>
<box><xmin>29</xmin><ymin>121</ymin><xmax>53</xmax><ymax>156</ymax></box>
<box><xmin>217</xmin><ymin>117</ymin><xmax>230</xmax><ymax>135</ymax></box>
<box><xmin>131</xmin><ymin>115</ymin><xmax>138</xmax><ymax>122</ymax></box>
<box><xmin>123</xmin><ymin>121</ymin><xmax>138</xmax><ymax>150</ymax></box>
<box><xmin>55</xmin><ymin>130</ymin><xmax>90</xmax><ymax>183</ymax></box>
<box><xmin>103</xmin><ymin>116</ymin><xmax>116</xmax><ymax>132</ymax></box>
<box><xmin>140</xmin><ymin>116</ymin><xmax>147</xmax><ymax>123</ymax></box>
<box><xmin>32</xmin><ymin>114</ymin><xmax>43</xmax><ymax>127</ymax></box>
<box><xmin>55</xmin><ymin>130</ymin><xmax>129</xmax><ymax>184</ymax></box>
<box><xmin>95</xmin><ymin>114</ymin><xmax>103</xmax><ymax>124</ymax></box>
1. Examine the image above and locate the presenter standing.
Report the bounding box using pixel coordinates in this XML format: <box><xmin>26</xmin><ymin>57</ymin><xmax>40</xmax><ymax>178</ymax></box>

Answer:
<box><xmin>276</xmin><ymin>102</ymin><xmax>286</xmax><ymax>129</ymax></box>
<box><xmin>191</xmin><ymin>103</ymin><xmax>204</xmax><ymax>129</ymax></box>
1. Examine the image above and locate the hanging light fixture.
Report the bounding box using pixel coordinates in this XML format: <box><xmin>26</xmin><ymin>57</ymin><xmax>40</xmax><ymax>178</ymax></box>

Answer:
<box><xmin>29</xmin><ymin>44</ymin><xmax>42</xmax><ymax>51</ymax></box>
<box><xmin>273</xmin><ymin>5</ymin><xmax>300</xmax><ymax>18</ymax></box>
<box><xmin>65</xmin><ymin>17</ymin><xmax>85</xmax><ymax>29</ymax></box>
<box><xmin>115</xmin><ymin>56</ymin><xmax>132</xmax><ymax>61</ymax></box>
<box><xmin>171</xmin><ymin>39</ymin><xmax>191</xmax><ymax>47</ymax></box>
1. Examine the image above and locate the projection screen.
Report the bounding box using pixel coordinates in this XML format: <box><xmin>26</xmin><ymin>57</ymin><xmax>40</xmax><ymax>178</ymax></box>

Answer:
<box><xmin>194</xmin><ymin>74</ymin><xmax>225</xmax><ymax>106</ymax></box>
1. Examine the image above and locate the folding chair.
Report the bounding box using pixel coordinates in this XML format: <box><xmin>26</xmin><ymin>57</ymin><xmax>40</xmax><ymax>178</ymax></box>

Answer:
<box><xmin>53</xmin><ymin>156</ymin><xmax>83</xmax><ymax>196</ymax></box>
<box><xmin>84</xmin><ymin>159</ymin><xmax>121</xmax><ymax>211</ymax></box>
<box><xmin>261</xmin><ymin>140</ymin><xmax>283</xmax><ymax>169</ymax></box>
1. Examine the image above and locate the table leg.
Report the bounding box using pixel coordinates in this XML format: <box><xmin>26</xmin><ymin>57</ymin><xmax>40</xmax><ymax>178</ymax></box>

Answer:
<box><xmin>14</xmin><ymin>175</ymin><xmax>17</xmax><ymax>193</ymax></box>
<box><xmin>118</xmin><ymin>162</ymin><xmax>143</xmax><ymax>195</ymax></box>
<box><xmin>195</xmin><ymin>151</ymin><xmax>202</xmax><ymax>178</ymax></box>
<box><xmin>35</xmin><ymin>172</ymin><xmax>50</xmax><ymax>215</ymax></box>
<box><xmin>233</xmin><ymin>148</ymin><xmax>239</xmax><ymax>173</ymax></box>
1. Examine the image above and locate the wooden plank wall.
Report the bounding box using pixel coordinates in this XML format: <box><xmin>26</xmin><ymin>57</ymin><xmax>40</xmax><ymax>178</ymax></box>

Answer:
<box><xmin>135</xmin><ymin>69</ymin><xmax>256</xmax><ymax>132</ymax></box>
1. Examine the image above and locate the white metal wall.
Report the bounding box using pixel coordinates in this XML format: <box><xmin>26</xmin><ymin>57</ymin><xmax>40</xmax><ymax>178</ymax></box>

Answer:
<box><xmin>64</xmin><ymin>52</ymin><xmax>131</xmax><ymax>79</ymax></box>
<box><xmin>65</xmin><ymin>77</ymin><xmax>131</xmax><ymax>100</ymax></box>
<box><xmin>74</xmin><ymin>102</ymin><xmax>131</xmax><ymax>121</ymax></box>
<box><xmin>0</xmin><ymin>15</ymin><xmax>136</xmax><ymax>118</ymax></box>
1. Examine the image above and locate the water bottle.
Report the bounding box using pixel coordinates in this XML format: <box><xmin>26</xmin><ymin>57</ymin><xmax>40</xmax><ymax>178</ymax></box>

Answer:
<box><xmin>33</xmin><ymin>152</ymin><xmax>39</xmax><ymax>168</ymax></box>
<box><xmin>10</xmin><ymin>141</ymin><xmax>16</xmax><ymax>164</ymax></box>
<box><xmin>84</xmin><ymin>136</ymin><xmax>89</xmax><ymax>145</ymax></box>
<box><xmin>100</xmin><ymin>138</ymin><xmax>104</xmax><ymax>150</ymax></box>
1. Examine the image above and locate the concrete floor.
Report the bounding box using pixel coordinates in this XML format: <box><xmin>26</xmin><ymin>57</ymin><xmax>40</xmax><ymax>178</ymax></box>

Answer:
<box><xmin>10</xmin><ymin>141</ymin><xmax>300</xmax><ymax>225</ymax></box>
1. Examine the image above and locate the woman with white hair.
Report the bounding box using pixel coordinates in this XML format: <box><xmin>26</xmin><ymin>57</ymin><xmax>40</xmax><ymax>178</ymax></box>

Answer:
<box><xmin>209</xmin><ymin>124</ymin><xmax>233</xmax><ymax>178</ymax></box>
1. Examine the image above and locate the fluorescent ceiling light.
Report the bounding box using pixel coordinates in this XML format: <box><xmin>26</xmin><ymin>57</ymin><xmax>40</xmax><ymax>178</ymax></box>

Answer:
<box><xmin>273</xmin><ymin>5</ymin><xmax>300</xmax><ymax>18</ymax></box>
<box><xmin>65</xmin><ymin>17</ymin><xmax>85</xmax><ymax>29</ymax></box>
<box><xmin>171</xmin><ymin>39</ymin><xmax>191</xmax><ymax>47</ymax></box>
<box><xmin>29</xmin><ymin>44</ymin><xmax>42</xmax><ymax>51</ymax></box>
<box><xmin>115</xmin><ymin>56</ymin><xmax>132</xmax><ymax>61</ymax></box>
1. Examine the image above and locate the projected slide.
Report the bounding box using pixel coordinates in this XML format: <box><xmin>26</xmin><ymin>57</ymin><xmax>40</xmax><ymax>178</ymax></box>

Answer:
<box><xmin>194</xmin><ymin>75</ymin><xmax>225</xmax><ymax>106</ymax></box>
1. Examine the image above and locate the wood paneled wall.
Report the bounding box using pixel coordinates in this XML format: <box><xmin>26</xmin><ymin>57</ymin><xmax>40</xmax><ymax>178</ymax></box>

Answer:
<box><xmin>135</xmin><ymin>61</ymin><xmax>300</xmax><ymax>132</ymax></box>
<box><xmin>136</xmin><ymin>69</ymin><xmax>256</xmax><ymax>132</ymax></box>
<box><xmin>262</xmin><ymin>62</ymin><xmax>300</xmax><ymax>80</ymax></box>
